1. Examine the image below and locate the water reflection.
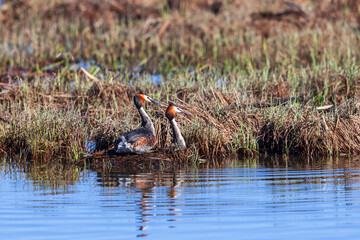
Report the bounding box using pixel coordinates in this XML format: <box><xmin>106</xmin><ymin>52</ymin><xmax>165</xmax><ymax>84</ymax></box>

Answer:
<box><xmin>1</xmin><ymin>156</ymin><xmax>360</xmax><ymax>239</ymax></box>
<box><xmin>256</xmin><ymin>154</ymin><xmax>360</xmax><ymax>170</ymax></box>
<box><xmin>0</xmin><ymin>162</ymin><xmax>84</xmax><ymax>191</ymax></box>
<box><xmin>92</xmin><ymin>167</ymin><xmax>185</xmax><ymax>237</ymax></box>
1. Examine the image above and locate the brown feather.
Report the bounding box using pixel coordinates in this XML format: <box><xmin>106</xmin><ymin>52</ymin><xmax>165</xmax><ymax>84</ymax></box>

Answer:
<box><xmin>131</xmin><ymin>136</ymin><xmax>156</xmax><ymax>151</ymax></box>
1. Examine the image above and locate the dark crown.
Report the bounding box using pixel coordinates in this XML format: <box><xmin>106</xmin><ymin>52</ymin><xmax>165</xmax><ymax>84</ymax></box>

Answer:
<box><xmin>168</xmin><ymin>101</ymin><xmax>181</xmax><ymax>108</ymax></box>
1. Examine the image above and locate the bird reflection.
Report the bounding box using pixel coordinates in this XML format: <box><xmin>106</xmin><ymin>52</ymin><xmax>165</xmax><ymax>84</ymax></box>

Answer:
<box><xmin>134</xmin><ymin>173</ymin><xmax>155</xmax><ymax>238</ymax></box>
<box><xmin>93</xmin><ymin>168</ymin><xmax>184</xmax><ymax>238</ymax></box>
<box><xmin>167</xmin><ymin>173</ymin><xmax>183</xmax><ymax>223</ymax></box>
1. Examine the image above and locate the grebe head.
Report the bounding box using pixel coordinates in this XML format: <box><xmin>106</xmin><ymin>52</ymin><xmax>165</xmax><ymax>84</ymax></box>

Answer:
<box><xmin>134</xmin><ymin>89</ymin><xmax>162</xmax><ymax>109</ymax></box>
<box><xmin>165</xmin><ymin>102</ymin><xmax>192</xmax><ymax>120</ymax></box>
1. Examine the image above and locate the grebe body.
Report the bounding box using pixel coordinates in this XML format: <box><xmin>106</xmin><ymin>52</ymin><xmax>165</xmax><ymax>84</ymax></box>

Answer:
<box><xmin>110</xmin><ymin>90</ymin><xmax>161</xmax><ymax>154</ymax></box>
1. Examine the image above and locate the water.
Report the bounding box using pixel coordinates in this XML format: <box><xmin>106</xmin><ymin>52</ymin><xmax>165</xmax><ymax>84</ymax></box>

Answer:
<box><xmin>150</xmin><ymin>74</ymin><xmax>163</xmax><ymax>86</ymax></box>
<box><xmin>1</xmin><ymin>158</ymin><xmax>360</xmax><ymax>240</ymax></box>
<box><xmin>69</xmin><ymin>59</ymin><xmax>99</xmax><ymax>71</ymax></box>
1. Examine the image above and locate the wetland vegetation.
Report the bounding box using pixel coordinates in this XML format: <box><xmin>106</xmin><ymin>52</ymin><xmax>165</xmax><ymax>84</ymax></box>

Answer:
<box><xmin>1</xmin><ymin>0</ymin><xmax>360</xmax><ymax>164</ymax></box>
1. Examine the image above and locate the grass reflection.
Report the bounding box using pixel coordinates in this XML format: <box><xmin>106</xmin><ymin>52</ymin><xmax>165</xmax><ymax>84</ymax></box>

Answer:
<box><xmin>0</xmin><ymin>157</ymin><xmax>86</xmax><ymax>191</ymax></box>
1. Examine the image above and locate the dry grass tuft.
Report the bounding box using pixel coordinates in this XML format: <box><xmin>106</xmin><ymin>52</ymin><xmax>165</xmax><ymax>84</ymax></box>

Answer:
<box><xmin>259</xmin><ymin>100</ymin><xmax>360</xmax><ymax>157</ymax></box>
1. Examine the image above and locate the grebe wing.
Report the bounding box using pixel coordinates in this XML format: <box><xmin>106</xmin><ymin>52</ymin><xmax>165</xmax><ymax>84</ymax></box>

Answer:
<box><xmin>121</xmin><ymin>128</ymin><xmax>153</xmax><ymax>143</ymax></box>
<box><xmin>113</xmin><ymin>127</ymin><xmax>155</xmax><ymax>153</ymax></box>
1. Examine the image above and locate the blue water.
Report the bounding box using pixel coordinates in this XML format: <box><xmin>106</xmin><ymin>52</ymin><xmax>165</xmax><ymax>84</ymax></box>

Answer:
<box><xmin>1</xmin><ymin>158</ymin><xmax>360</xmax><ymax>240</ymax></box>
<box><xmin>150</xmin><ymin>74</ymin><xmax>163</xmax><ymax>85</ymax></box>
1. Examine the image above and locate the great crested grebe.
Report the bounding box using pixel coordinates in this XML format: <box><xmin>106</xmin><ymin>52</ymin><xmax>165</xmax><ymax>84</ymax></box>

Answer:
<box><xmin>165</xmin><ymin>102</ymin><xmax>191</xmax><ymax>149</ymax></box>
<box><xmin>109</xmin><ymin>90</ymin><xmax>162</xmax><ymax>154</ymax></box>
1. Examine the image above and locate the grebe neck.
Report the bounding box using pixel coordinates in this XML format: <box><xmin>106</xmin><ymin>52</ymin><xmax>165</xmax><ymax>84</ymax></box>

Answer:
<box><xmin>139</xmin><ymin>107</ymin><xmax>156</xmax><ymax>136</ymax></box>
<box><xmin>170</xmin><ymin>118</ymin><xmax>186</xmax><ymax>149</ymax></box>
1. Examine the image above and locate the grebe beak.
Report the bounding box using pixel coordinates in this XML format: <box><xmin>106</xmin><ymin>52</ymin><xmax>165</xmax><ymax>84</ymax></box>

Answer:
<box><xmin>150</xmin><ymin>98</ymin><xmax>163</xmax><ymax>106</ymax></box>
<box><xmin>179</xmin><ymin>109</ymin><xmax>192</xmax><ymax>116</ymax></box>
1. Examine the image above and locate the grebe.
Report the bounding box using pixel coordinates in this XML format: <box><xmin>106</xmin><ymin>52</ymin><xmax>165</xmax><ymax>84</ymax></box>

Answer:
<box><xmin>165</xmin><ymin>102</ymin><xmax>191</xmax><ymax>149</ymax></box>
<box><xmin>109</xmin><ymin>90</ymin><xmax>161</xmax><ymax>154</ymax></box>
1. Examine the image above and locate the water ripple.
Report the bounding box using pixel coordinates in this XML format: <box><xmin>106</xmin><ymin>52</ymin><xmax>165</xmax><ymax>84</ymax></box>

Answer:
<box><xmin>1</xmin><ymin>159</ymin><xmax>360</xmax><ymax>240</ymax></box>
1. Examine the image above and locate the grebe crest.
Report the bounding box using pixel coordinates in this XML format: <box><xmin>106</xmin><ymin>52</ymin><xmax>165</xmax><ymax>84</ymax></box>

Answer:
<box><xmin>134</xmin><ymin>89</ymin><xmax>162</xmax><ymax>109</ymax></box>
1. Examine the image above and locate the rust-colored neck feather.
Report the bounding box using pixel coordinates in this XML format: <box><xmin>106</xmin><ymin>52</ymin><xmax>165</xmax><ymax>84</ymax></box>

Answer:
<box><xmin>137</xmin><ymin>94</ymin><xmax>146</xmax><ymax>105</ymax></box>
<box><xmin>134</xmin><ymin>94</ymin><xmax>146</xmax><ymax>109</ymax></box>
<box><xmin>165</xmin><ymin>105</ymin><xmax>176</xmax><ymax>120</ymax></box>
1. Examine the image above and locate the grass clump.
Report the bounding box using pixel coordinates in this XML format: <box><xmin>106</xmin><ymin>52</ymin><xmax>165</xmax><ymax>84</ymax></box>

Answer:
<box><xmin>1</xmin><ymin>106</ymin><xmax>87</xmax><ymax>161</ymax></box>
<box><xmin>259</xmin><ymin>99</ymin><xmax>360</xmax><ymax>157</ymax></box>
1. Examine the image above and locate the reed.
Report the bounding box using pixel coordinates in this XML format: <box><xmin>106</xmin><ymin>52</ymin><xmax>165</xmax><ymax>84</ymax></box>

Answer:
<box><xmin>1</xmin><ymin>70</ymin><xmax>359</xmax><ymax>162</ymax></box>
<box><xmin>1</xmin><ymin>0</ymin><xmax>360</xmax><ymax>163</ymax></box>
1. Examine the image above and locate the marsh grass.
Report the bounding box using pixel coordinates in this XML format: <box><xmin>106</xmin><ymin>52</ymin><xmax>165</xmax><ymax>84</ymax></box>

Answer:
<box><xmin>1</xmin><ymin>0</ymin><xmax>360</xmax><ymax>163</ymax></box>
<box><xmin>1</xmin><ymin>66</ymin><xmax>359</xmax><ymax>163</ymax></box>
<box><xmin>259</xmin><ymin>99</ymin><xmax>360</xmax><ymax>157</ymax></box>
<box><xmin>1</xmin><ymin>0</ymin><xmax>360</xmax><ymax>72</ymax></box>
